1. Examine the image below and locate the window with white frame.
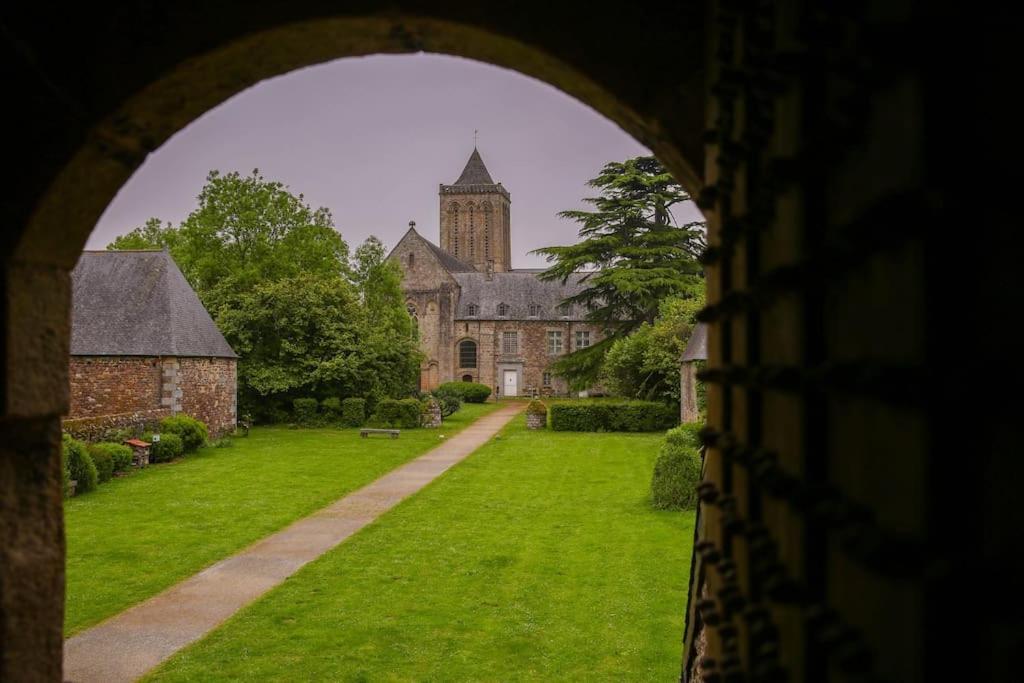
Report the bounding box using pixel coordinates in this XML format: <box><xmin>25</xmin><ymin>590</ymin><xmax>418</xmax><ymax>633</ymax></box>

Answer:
<box><xmin>502</xmin><ymin>331</ymin><xmax>518</xmax><ymax>354</ymax></box>
<box><xmin>543</xmin><ymin>371</ymin><xmax>552</xmax><ymax>387</ymax></box>
<box><xmin>547</xmin><ymin>330</ymin><xmax>563</xmax><ymax>355</ymax></box>
<box><xmin>466</xmin><ymin>303</ymin><xmax>478</xmax><ymax>316</ymax></box>
<box><xmin>528</xmin><ymin>303</ymin><xmax>541</xmax><ymax>317</ymax></box>
<box><xmin>575</xmin><ymin>330</ymin><xmax>591</xmax><ymax>349</ymax></box>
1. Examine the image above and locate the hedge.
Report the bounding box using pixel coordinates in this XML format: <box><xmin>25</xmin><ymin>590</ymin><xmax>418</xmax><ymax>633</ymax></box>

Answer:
<box><xmin>63</xmin><ymin>433</ymin><xmax>97</xmax><ymax>495</ymax></box>
<box><xmin>341</xmin><ymin>397</ymin><xmax>366</xmax><ymax>427</ymax></box>
<box><xmin>321</xmin><ymin>397</ymin><xmax>343</xmax><ymax>421</ymax></box>
<box><xmin>431</xmin><ymin>392</ymin><xmax>462</xmax><ymax>417</ymax></box>
<box><xmin>549</xmin><ymin>401</ymin><xmax>678</xmax><ymax>432</ymax></box>
<box><xmin>371</xmin><ymin>398</ymin><xmax>422</xmax><ymax>429</ymax></box>
<box><xmin>160</xmin><ymin>414</ymin><xmax>208</xmax><ymax>453</ymax></box>
<box><xmin>651</xmin><ymin>425</ymin><xmax>703</xmax><ymax>510</ymax></box>
<box><xmin>149</xmin><ymin>433</ymin><xmax>184</xmax><ymax>463</ymax></box>
<box><xmin>293</xmin><ymin>398</ymin><xmax>319</xmax><ymax>425</ymax></box>
<box><xmin>90</xmin><ymin>442</ymin><xmax>133</xmax><ymax>473</ymax></box>
<box><xmin>437</xmin><ymin>381</ymin><xmax>491</xmax><ymax>403</ymax></box>
<box><xmin>87</xmin><ymin>445</ymin><xmax>115</xmax><ymax>483</ymax></box>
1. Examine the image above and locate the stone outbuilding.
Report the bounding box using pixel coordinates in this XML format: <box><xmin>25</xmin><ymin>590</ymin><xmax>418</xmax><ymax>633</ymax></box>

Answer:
<box><xmin>64</xmin><ymin>250</ymin><xmax>238</xmax><ymax>438</ymax></box>
<box><xmin>680</xmin><ymin>322</ymin><xmax>707</xmax><ymax>423</ymax></box>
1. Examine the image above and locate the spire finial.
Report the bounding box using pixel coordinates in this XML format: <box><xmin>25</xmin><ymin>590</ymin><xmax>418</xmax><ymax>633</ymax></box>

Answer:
<box><xmin>474</xmin><ymin>129</ymin><xmax>478</xmax><ymax>147</ymax></box>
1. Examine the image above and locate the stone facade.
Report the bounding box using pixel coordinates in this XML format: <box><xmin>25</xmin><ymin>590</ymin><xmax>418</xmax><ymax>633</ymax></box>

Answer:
<box><xmin>391</xmin><ymin>149</ymin><xmax>603</xmax><ymax>396</ymax></box>
<box><xmin>64</xmin><ymin>355</ymin><xmax>237</xmax><ymax>438</ymax></box>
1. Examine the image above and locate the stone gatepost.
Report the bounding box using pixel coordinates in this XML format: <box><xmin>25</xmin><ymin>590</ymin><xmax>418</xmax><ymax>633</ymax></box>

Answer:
<box><xmin>423</xmin><ymin>398</ymin><xmax>442</xmax><ymax>428</ymax></box>
<box><xmin>525</xmin><ymin>400</ymin><xmax>547</xmax><ymax>429</ymax></box>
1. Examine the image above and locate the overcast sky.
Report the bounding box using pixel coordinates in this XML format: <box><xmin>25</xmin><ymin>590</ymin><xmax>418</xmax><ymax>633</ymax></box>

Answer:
<box><xmin>89</xmin><ymin>53</ymin><xmax>703</xmax><ymax>269</ymax></box>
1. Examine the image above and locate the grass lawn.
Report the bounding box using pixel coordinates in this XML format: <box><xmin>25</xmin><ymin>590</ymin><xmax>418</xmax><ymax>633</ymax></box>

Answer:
<box><xmin>64</xmin><ymin>402</ymin><xmax>498</xmax><ymax>636</ymax></box>
<box><xmin>147</xmin><ymin>420</ymin><xmax>695</xmax><ymax>682</ymax></box>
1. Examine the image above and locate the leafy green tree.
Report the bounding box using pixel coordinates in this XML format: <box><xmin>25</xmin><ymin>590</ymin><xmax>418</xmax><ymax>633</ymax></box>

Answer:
<box><xmin>106</xmin><ymin>217</ymin><xmax>177</xmax><ymax>250</ymax></box>
<box><xmin>600</xmin><ymin>283</ymin><xmax>705</xmax><ymax>404</ymax></box>
<box><xmin>532</xmin><ymin>156</ymin><xmax>705</xmax><ymax>387</ymax></box>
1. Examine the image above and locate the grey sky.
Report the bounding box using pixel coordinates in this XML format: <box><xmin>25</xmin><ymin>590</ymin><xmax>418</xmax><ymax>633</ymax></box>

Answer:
<box><xmin>89</xmin><ymin>53</ymin><xmax>703</xmax><ymax>268</ymax></box>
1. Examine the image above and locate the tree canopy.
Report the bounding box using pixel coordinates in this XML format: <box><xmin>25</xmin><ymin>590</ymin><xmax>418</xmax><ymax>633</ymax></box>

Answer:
<box><xmin>107</xmin><ymin>169</ymin><xmax>420</xmax><ymax>420</ymax></box>
<box><xmin>531</xmin><ymin>156</ymin><xmax>705</xmax><ymax>387</ymax></box>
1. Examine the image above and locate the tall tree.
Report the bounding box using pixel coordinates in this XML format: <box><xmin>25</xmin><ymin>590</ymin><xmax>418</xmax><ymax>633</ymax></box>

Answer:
<box><xmin>106</xmin><ymin>217</ymin><xmax>176</xmax><ymax>250</ymax></box>
<box><xmin>531</xmin><ymin>156</ymin><xmax>705</xmax><ymax>386</ymax></box>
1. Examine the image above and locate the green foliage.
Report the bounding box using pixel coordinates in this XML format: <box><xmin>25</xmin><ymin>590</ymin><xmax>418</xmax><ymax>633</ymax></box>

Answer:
<box><xmin>526</xmin><ymin>399</ymin><xmax>548</xmax><ymax>415</ymax></box>
<box><xmin>371</xmin><ymin>398</ymin><xmax>422</xmax><ymax>429</ymax></box>
<box><xmin>86</xmin><ymin>445</ymin><xmax>115</xmax><ymax>483</ymax></box>
<box><xmin>149</xmin><ymin>433</ymin><xmax>184</xmax><ymax>463</ymax></box>
<box><xmin>106</xmin><ymin>217</ymin><xmax>177</xmax><ymax>251</ymax></box>
<box><xmin>159</xmin><ymin>415</ymin><xmax>209</xmax><ymax>453</ymax></box>
<box><xmin>293</xmin><ymin>398</ymin><xmax>319</xmax><ymax>425</ymax></box>
<box><xmin>341</xmin><ymin>398</ymin><xmax>367</xmax><ymax>427</ymax></box>
<box><xmin>651</xmin><ymin>425</ymin><xmax>703</xmax><ymax>510</ymax></box>
<box><xmin>61</xmin><ymin>441</ymin><xmax>72</xmax><ymax>498</ymax></box>
<box><xmin>90</xmin><ymin>442</ymin><xmax>134</xmax><ymax>474</ymax></box>
<box><xmin>437</xmin><ymin>382</ymin><xmax>491</xmax><ymax>404</ymax></box>
<box><xmin>600</xmin><ymin>286</ymin><xmax>705</xmax><ymax>404</ymax></box>
<box><xmin>321</xmin><ymin>397</ymin><xmax>343</xmax><ymax>421</ymax></box>
<box><xmin>63</xmin><ymin>433</ymin><xmax>98</xmax><ymax>494</ymax></box>
<box><xmin>212</xmin><ymin>437</ymin><xmax>235</xmax><ymax>448</ymax></box>
<box><xmin>431</xmin><ymin>392</ymin><xmax>462</xmax><ymax>418</ymax></box>
<box><xmin>531</xmin><ymin>156</ymin><xmax>705</xmax><ymax>388</ymax></box>
<box><xmin>106</xmin><ymin>170</ymin><xmax>421</xmax><ymax>417</ymax></box>
<box><xmin>549</xmin><ymin>401</ymin><xmax>678</xmax><ymax>432</ymax></box>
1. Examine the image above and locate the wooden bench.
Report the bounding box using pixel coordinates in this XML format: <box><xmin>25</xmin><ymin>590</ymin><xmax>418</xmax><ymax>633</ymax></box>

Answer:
<box><xmin>360</xmin><ymin>428</ymin><xmax>400</xmax><ymax>439</ymax></box>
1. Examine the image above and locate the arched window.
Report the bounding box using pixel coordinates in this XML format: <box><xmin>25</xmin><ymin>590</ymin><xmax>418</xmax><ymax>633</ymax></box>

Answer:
<box><xmin>462</xmin><ymin>374</ymin><xmax>474</xmax><ymax>383</ymax></box>
<box><xmin>449</xmin><ymin>203</ymin><xmax>460</xmax><ymax>256</ymax></box>
<box><xmin>407</xmin><ymin>252</ymin><xmax>415</xmax><ymax>268</ymax></box>
<box><xmin>459</xmin><ymin>340</ymin><xmax>478</xmax><ymax>368</ymax></box>
<box><xmin>406</xmin><ymin>302</ymin><xmax>418</xmax><ymax>323</ymax></box>
<box><xmin>497</xmin><ymin>302</ymin><xmax>509</xmax><ymax>317</ymax></box>
<box><xmin>482</xmin><ymin>201</ymin><xmax>492</xmax><ymax>259</ymax></box>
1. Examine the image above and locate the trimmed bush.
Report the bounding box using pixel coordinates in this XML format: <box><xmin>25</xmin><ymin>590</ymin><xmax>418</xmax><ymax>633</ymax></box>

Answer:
<box><xmin>371</xmin><ymin>398</ymin><xmax>422</xmax><ymax>429</ymax></box>
<box><xmin>293</xmin><ymin>397</ymin><xmax>319</xmax><ymax>425</ymax></box>
<box><xmin>87</xmin><ymin>445</ymin><xmax>115</xmax><ymax>483</ymax></box>
<box><xmin>160</xmin><ymin>415</ymin><xmax>209</xmax><ymax>453</ymax></box>
<box><xmin>341</xmin><ymin>397</ymin><xmax>367</xmax><ymax>427</ymax></box>
<box><xmin>61</xmin><ymin>442</ymin><xmax>72</xmax><ymax>498</ymax></box>
<box><xmin>437</xmin><ymin>381</ymin><xmax>491</xmax><ymax>403</ymax></box>
<box><xmin>89</xmin><ymin>442</ymin><xmax>133</xmax><ymax>474</ymax></box>
<box><xmin>526</xmin><ymin>399</ymin><xmax>548</xmax><ymax>415</ymax></box>
<box><xmin>149</xmin><ymin>433</ymin><xmax>184</xmax><ymax>463</ymax></box>
<box><xmin>549</xmin><ymin>401</ymin><xmax>678</xmax><ymax>432</ymax></box>
<box><xmin>63</xmin><ymin>433</ymin><xmax>98</xmax><ymax>494</ymax></box>
<box><xmin>321</xmin><ymin>397</ymin><xmax>343</xmax><ymax>421</ymax></box>
<box><xmin>432</xmin><ymin>392</ymin><xmax>462</xmax><ymax>418</ymax></box>
<box><xmin>651</xmin><ymin>425</ymin><xmax>704</xmax><ymax>510</ymax></box>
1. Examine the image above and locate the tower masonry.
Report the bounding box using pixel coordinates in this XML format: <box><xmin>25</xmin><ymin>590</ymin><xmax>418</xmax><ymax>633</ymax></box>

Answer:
<box><xmin>439</xmin><ymin>148</ymin><xmax>512</xmax><ymax>273</ymax></box>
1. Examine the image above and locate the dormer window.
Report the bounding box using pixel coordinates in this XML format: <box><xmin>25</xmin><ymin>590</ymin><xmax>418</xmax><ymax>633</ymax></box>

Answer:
<box><xmin>558</xmin><ymin>303</ymin><xmax>572</xmax><ymax>317</ymax></box>
<box><xmin>497</xmin><ymin>302</ymin><xmax>509</xmax><ymax>317</ymax></box>
<box><xmin>528</xmin><ymin>304</ymin><xmax>541</xmax><ymax>317</ymax></box>
<box><xmin>467</xmin><ymin>303</ymin><xmax>479</xmax><ymax>316</ymax></box>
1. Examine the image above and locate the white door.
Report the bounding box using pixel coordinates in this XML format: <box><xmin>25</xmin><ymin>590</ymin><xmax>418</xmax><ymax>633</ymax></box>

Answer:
<box><xmin>503</xmin><ymin>369</ymin><xmax>518</xmax><ymax>397</ymax></box>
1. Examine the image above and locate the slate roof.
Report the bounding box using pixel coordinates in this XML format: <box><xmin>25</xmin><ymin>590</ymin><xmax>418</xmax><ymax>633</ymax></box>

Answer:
<box><xmin>453</xmin><ymin>148</ymin><xmax>495</xmax><ymax>185</ymax></box>
<box><xmin>453</xmin><ymin>271</ymin><xmax>594</xmax><ymax>321</ymax></box>
<box><xmin>70</xmin><ymin>250</ymin><xmax>237</xmax><ymax>358</ymax></box>
<box><xmin>681</xmin><ymin>322</ymin><xmax>708</xmax><ymax>362</ymax></box>
<box><xmin>423</xmin><ymin>236</ymin><xmax>476</xmax><ymax>272</ymax></box>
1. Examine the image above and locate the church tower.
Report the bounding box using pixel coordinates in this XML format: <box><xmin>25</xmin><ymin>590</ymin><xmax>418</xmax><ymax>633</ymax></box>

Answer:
<box><xmin>439</xmin><ymin>148</ymin><xmax>512</xmax><ymax>273</ymax></box>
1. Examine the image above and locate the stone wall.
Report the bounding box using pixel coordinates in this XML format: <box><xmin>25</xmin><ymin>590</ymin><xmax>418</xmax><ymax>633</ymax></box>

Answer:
<box><xmin>177</xmin><ymin>357</ymin><xmax>237</xmax><ymax>437</ymax></box>
<box><xmin>65</xmin><ymin>355</ymin><xmax>237</xmax><ymax>439</ymax></box>
<box><xmin>69</xmin><ymin>356</ymin><xmax>162</xmax><ymax>418</ymax></box>
<box><xmin>452</xmin><ymin>319</ymin><xmax>603</xmax><ymax>396</ymax></box>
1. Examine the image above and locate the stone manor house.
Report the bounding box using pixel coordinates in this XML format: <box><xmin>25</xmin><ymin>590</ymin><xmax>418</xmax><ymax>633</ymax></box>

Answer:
<box><xmin>389</xmin><ymin>148</ymin><xmax>602</xmax><ymax>397</ymax></box>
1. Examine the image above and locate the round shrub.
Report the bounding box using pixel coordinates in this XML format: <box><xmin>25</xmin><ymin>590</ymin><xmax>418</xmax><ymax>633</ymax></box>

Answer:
<box><xmin>371</xmin><ymin>398</ymin><xmax>422</xmax><ymax>429</ymax></box>
<box><xmin>526</xmin><ymin>399</ymin><xmax>548</xmax><ymax>415</ymax></box>
<box><xmin>437</xmin><ymin>381</ymin><xmax>491</xmax><ymax>403</ymax></box>
<box><xmin>149</xmin><ymin>433</ymin><xmax>184</xmax><ymax>463</ymax></box>
<box><xmin>292</xmin><ymin>397</ymin><xmax>319</xmax><ymax>425</ymax></box>
<box><xmin>90</xmin><ymin>442</ymin><xmax>133</xmax><ymax>473</ymax></box>
<box><xmin>341</xmin><ymin>397</ymin><xmax>366</xmax><ymax>427</ymax></box>
<box><xmin>87</xmin><ymin>445</ymin><xmax>115</xmax><ymax>483</ymax></box>
<box><xmin>651</xmin><ymin>426</ymin><xmax>703</xmax><ymax>510</ymax></box>
<box><xmin>160</xmin><ymin>415</ymin><xmax>209</xmax><ymax>453</ymax></box>
<box><xmin>321</xmin><ymin>397</ymin><xmax>343</xmax><ymax>421</ymax></box>
<box><xmin>63</xmin><ymin>433</ymin><xmax>97</xmax><ymax>494</ymax></box>
<box><xmin>431</xmin><ymin>392</ymin><xmax>462</xmax><ymax>418</ymax></box>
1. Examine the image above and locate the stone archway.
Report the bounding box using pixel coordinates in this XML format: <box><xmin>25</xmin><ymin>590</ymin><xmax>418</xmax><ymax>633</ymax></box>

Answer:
<box><xmin>0</xmin><ymin>3</ymin><xmax>1009</xmax><ymax>682</ymax></box>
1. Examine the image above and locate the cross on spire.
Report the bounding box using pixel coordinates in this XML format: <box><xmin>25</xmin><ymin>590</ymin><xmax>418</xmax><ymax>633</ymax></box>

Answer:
<box><xmin>474</xmin><ymin>129</ymin><xmax>478</xmax><ymax>147</ymax></box>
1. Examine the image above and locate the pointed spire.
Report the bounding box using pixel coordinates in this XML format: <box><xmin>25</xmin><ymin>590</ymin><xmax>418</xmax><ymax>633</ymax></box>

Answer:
<box><xmin>453</xmin><ymin>147</ymin><xmax>495</xmax><ymax>185</ymax></box>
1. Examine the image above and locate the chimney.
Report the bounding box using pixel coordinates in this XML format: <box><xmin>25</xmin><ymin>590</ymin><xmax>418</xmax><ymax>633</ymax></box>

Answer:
<box><xmin>486</xmin><ymin>259</ymin><xmax>494</xmax><ymax>281</ymax></box>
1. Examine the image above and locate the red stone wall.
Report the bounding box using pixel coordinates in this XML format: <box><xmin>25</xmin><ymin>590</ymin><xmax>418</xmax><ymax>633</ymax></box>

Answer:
<box><xmin>65</xmin><ymin>355</ymin><xmax>237</xmax><ymax>439</ymax></box>
<box><xmin>177</xmin><ymin>357</ymin><xmax>237</xmax><ymax>437</ymax></box>
<box><xmin>69</xmin><ymin>356</ymin><xmax>162</xmax><ymax>417</ymax></box>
